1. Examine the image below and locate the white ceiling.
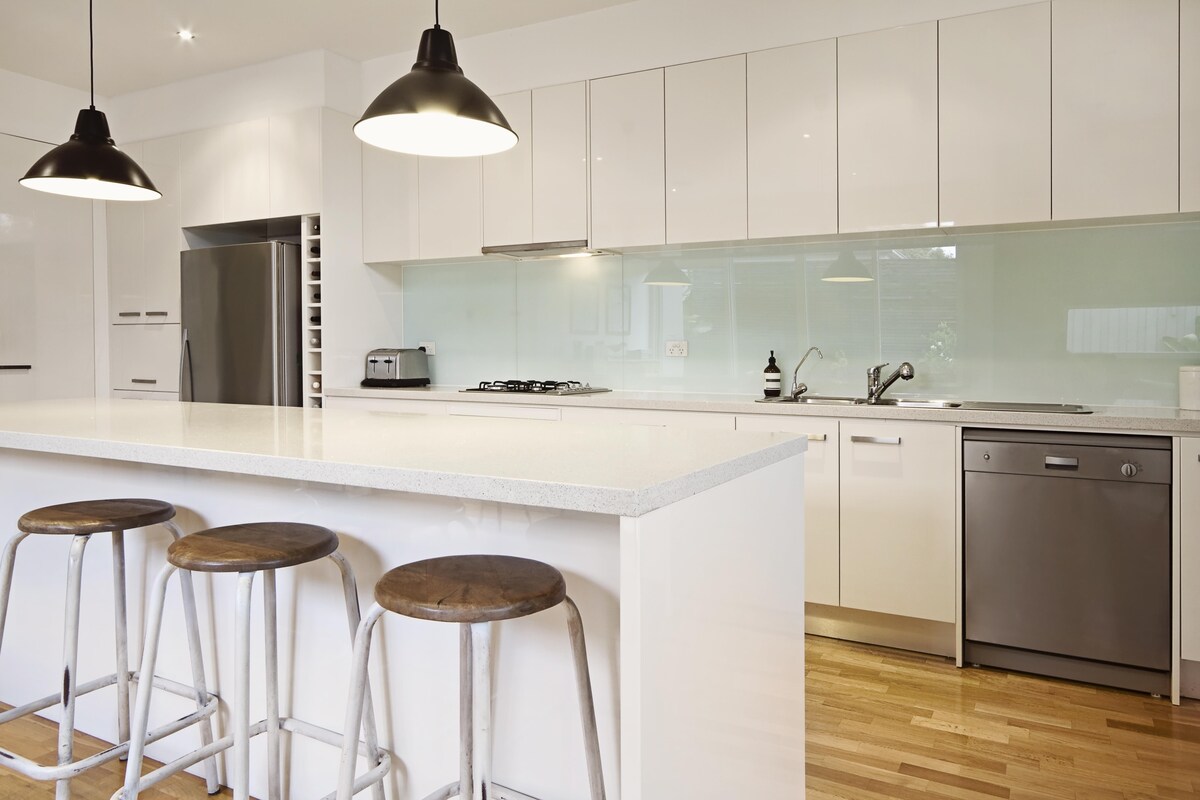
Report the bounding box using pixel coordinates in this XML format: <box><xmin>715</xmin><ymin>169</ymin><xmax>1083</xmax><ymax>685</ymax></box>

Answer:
<box><xmin>1</xmin><ymin>0</ymin><xmax>634</xmax><ymax>96</ymax></box>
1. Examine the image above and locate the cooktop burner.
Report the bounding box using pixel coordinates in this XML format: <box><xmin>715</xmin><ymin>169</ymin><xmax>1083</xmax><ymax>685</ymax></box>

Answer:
<box><xmin>461</xmin><ymin>380</ymin><xmax>612</xmax><ymax>396</ymax></box>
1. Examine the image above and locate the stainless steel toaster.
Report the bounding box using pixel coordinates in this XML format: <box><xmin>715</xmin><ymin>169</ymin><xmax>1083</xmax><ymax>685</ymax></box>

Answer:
<box><xmin>362</xmin><ymin>348</ymin><xmax>430</xmax><ymax>387</ymax></box>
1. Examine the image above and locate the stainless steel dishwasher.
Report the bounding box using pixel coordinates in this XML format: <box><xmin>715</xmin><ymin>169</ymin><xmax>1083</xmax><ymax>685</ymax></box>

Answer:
<box><xmin>963</xmin><ymin>429</ymin><xmax>1172</xmax><ymax>694</ymax></box>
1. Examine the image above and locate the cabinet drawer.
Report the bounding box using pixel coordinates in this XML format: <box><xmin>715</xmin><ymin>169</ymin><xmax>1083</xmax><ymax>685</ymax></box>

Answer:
<box><xmin>110</xmin><ymin>324</ymin><xmax>181</xmax><ymax>393</ymax></box>
<box><xmin>324</xmin><ymin>396</ymin><xmax>448</xmax><ymax>415</ymax></box>
<box><xmin>447</xmin><ymin>403</ymin><xmax>561</xmax><ymax>421</ymax></box>
<box><xmin>560</xmin><ymin>407</ymin><xmax>734</xmax><ymax>429</ymax></box>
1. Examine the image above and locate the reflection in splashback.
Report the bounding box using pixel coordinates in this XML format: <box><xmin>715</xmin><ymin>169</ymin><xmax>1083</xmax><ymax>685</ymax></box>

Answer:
<box><xmin>400</xmin><ymin>221</ymin><xmax>1200</xmax><ymax>407</ymax></box>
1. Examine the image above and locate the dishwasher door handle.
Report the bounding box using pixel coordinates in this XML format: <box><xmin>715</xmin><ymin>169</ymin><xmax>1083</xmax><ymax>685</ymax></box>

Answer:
<box><xmin>1045</xmin><ymin>455</ymin><xmax>1079</xmax><ymax>469</ymax></box>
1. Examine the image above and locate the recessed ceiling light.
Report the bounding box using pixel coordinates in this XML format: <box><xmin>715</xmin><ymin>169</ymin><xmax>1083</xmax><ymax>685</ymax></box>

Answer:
<box><xmin>177</xmin><ymin>30</ymin><xmax>195</xmax><ymax>41</ymax></box>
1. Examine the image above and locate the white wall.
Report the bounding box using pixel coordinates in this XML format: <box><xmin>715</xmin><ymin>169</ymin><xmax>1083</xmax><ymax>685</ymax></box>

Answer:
<box><xmin>363</xmin><ymin>0</ymin><xmax>1037</xmax><ymax>97</ymax></box>
<box><xmin>0</xmin><ymin>67</ymin><xmax>96</xmax><ymax>143</ymax></box>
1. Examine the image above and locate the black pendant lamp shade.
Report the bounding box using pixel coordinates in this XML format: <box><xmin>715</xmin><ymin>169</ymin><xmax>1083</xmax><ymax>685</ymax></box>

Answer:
<box><xmin>355</xmin><ymin>16</ymin><xmax>518</xmax><ymax>157</ymax></box>
<box><xmin>19</xmin><ymin>0</ymin><xmax>160</xmax><ymax>202</ymax></box>
<box><xmin>21</xmin><ymin>108</ymin><xmax>160</xmax><ymax>201</ymax></box>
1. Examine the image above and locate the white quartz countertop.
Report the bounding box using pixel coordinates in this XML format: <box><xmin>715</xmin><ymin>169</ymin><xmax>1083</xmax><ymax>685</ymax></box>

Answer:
<box><xmin>0</xmin><ymin>399</ymin><xmax>806</xmax><ymax>517</ymax></box>
<box><xmin>326</xmin><ymin>385</ymin><xmax>1200</xmax><ymax>435</ymax></box>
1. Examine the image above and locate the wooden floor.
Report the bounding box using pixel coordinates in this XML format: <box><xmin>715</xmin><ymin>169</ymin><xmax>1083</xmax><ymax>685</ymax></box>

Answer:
<box><xmin>807</xmin><ymin>635</ymin><xmax>1200</xmax><ymax>799</ymax></box>
<box><xmin>3</xmin><ymin>635</ymin><xmax>1200</xmax><ymax>798</ymax></box>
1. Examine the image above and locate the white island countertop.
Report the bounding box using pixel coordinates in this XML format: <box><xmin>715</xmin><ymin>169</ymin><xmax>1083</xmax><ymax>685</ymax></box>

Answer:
<box><xmin>0</xmin><ymin>399</ymin><xmax>806</xmax><ymax>517</ymax></box>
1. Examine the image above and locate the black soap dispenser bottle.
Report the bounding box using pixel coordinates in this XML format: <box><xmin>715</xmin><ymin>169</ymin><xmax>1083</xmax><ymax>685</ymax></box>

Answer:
<box><xmin>763</xmin><ymin>350</ymin><xmax>782</xmax><ymax>398</ymax></box>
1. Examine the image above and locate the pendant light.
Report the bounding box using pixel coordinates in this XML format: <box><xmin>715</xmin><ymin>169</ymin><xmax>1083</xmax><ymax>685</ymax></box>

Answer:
<box><xmin>20</xmin><ymin>0</ymin><xmax>160</xmax><ymax>201</ymax></box>
<box><xmin>355</xmin><ymin>0</ymin><xmax>518</xmax><ymax>158</ymax></box>
<box><xmin>821</xmin><ymin>249</ymin><xmax>874</xmax><ymax>283</ymax></box>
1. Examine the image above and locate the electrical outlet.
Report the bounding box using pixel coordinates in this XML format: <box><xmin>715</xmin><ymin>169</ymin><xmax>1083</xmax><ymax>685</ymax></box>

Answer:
<box><xmin>666</xmin><ymin>340</ymin><xmax>688</xmax><ymax>357</ymax></box>
<box><xmin>418</xmin><ymin>341</ymin><xmax>436</xmax><ymax>355</ymax></box>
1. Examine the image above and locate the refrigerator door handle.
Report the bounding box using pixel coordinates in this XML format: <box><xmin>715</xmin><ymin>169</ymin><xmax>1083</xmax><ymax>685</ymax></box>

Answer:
<box><xmin>271</xmin><ymin>245</ymin><xmax>282</xmax><ymax>406</ymax></box>
<box><xmin>179</xmin><ymin>327</ymin><xmax>193</xmax><ymax>401</ymax></box>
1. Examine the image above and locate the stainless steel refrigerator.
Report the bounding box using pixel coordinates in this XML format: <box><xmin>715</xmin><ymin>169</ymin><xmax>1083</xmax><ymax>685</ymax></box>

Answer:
<box><xmin>180</xmin><ymin>241</ymin><xmax>301</xmax><ymax>406</ymax></box>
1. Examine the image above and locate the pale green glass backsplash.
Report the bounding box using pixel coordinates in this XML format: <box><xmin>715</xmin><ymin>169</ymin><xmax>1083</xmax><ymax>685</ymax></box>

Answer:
<box><xmin>401</xmin><ymin>221</ymin><xmax>1200</xmax><ymax>406</ymax></box>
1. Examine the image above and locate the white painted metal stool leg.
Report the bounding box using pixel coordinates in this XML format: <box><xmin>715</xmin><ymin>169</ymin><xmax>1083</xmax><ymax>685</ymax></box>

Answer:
<box><xmin>121</xmin><ymin>563</ymin><xmax>175</xmax><ymax>799</ymax></box>
<box><xmin>57</xmin><ymin>533</ymin><xmax>92</xmax><ymax>800</ymax></box>
<box><xmin>564</xmin><ymin>597</ymin><xmax>606</xmax><ymax>800</ymax></box>
<box><xmin>264</xmin><ymin>569</ymin><xmax>283</xmax><ymax>800</ymax></box>
<box><xmin>233</xmin><ymin>571</ymin><xmax>257</xmax><ymax>800</ymax></box>
<box><xmin>468</xmin><ymin>622</ymin><xmax>493</xmax><ymax>800</ymax></box>
<box><xmin>0</xmin><ymin>531</ymin><xmax>30</xmax><ymax>650</ymax></box>
<box><xmin>112</xmin><ymin>530</ymin><xmax>131</xmax><ymax>759</ymax></box>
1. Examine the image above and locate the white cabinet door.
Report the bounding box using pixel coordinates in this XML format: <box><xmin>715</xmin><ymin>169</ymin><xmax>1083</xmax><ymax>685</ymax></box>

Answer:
<box><xmin>108</xmin><ymin>141</ymin><xmax>146</xmax><ymax>324</ymax></box>
<box><xmin>939</xmin><ymin>4</ymin><xmax>1051</xmax><ymax>227</ymax></box>
<box><xmin>532</xmin><ymin>82</ymin><xmax>588</xmax><ymax>244</ymax></box>
<box><xmin>666</xmin><ymin>55</ymin><xmax>747</xmax><ymax>244</ymax></box>
<box><xmin>589</xmin><ymin>69</ymin><xmax>665</xmax><ymax>249</ymax></box>
<box><xmin>838</xmin><ymin>22</ymin><xmax>939</xmax><ymax>233</ymax></box>
<box><xmin>840</xmin><ymin>420</ymin><xmax>956</xmax><ymax>622</ymax></box>
<box><xmin>747</xmin><ymin>40</ymin><xmax>838</xmax><ymax>239</ymax></box>
<box><xmin>269</xmin><ymin>108</ymin><xmax>322</xmax><ymax>218</ymax></box>
<box><xmin>483</xmin><ymin>92</ymin><xmax>534</xmax><ymax>247</ymax></box>
<box><xmin>224</xmin><ymin>119</ymin><xmax>271</xmax><ymax>224</ymax></box>
<box><xmin>110</xmin><ymin>324</ymin><xmax>181</xmax><ymax>393</ymax></box>
<box><xmin>362</xmin><ymin>146</ymin><xmax>419</xmax><ymax>263</ymax></box>
<box><xmin>418</xmin><ymin>156</ymin><xmax>481</xmax><ymax>260</ymax></box>
<box><xmin>1183</xmin><ymin>0</ymin><xmax>1200</xmax><ymax>213</ymax></box>
<box><xmin>1052</xmin><ymin>0</ymin><xmax>1179</xmax><ymax>220</ymax></box>
<box><xmin>180</xmin><ymin>127</ymin><xmax>224</xmax><ymax>227</ymax></box>
<box><xmin>736</xmin><ymin>415</ymin><xmax>839</xmax><ymax>606</ymax></box>
<box><xmin>141</xmin><ymin>136</ymin><xmax>182</xmax><ymax>322</ymax></box>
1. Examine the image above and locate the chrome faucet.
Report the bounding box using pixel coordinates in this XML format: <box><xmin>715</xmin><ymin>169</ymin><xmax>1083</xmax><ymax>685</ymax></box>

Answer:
<box><xmin>791</xmin><ymin>347</ymin><xmax>823</xmax><ymax>399</ymax></box>
<box><xmin>866</xmin><ymin>361</ymin><xmax>915</xmax><ymax>403</ymax></box>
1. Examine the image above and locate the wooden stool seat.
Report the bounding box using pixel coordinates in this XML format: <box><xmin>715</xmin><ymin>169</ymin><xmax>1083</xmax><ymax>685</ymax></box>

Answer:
<box><xmin>374</xmin><ymin>554</ymin><xmax>567</xmax><ymax>624</ymax></box>
<box><xmin>18</xmin><ymin>498</ymin><xmax>176</xmax><ymax>535</ymax></box>
<box><xmin>168</xmin><ymin>522</ymin><xmax>339</xmax><ymax>573</ymax></box>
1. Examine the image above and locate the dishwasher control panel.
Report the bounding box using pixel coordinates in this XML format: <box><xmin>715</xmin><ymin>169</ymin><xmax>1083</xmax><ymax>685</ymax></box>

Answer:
<box><xmin>963</xmin><ymin>431</ymin><xmax>1170</xmax><ymax>485</ymax></box>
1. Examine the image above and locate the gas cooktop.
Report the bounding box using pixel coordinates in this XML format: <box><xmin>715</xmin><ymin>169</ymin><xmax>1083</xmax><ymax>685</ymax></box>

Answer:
<box><xmin>461</xmin><ymin>380</ymin><xmax>612</xmax><ymax>396</ymax></box>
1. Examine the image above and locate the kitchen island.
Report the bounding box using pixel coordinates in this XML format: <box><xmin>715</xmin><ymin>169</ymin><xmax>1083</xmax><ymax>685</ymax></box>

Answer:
<box><xmin>0</xmin><ymin>399</ymin><xmax>806</xmax><ymax>800</ymax></box>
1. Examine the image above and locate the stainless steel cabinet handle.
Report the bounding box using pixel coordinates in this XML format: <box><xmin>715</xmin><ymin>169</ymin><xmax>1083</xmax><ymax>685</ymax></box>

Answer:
<box><xmin>1045</xmin><ymin>455</ymin><xmax>1079</xmax><ymax>469</ymax></box>
<box><xmin>145</xmin><ymin>311</ymin><xmax>169</xmax><ymax>317</ymax></box>
<box><xmin>131</xmin><ymin>378</ymin><xmax>157</xmax><ymax>385</ymax></box>
<box><xmin>0</xmin><ymin>365</ymin><xmax>31</xmax><ymax>370</ymax></box>
<box><xmin>118</xmin><ymin>311</ymin><xmax>141</xmax><ymax>317</ymax></box>
<box><xmin>807</xmin><ymin>434</ymin><xmax>827</xmax><ymax>442</ymax></box>
<box><xmin>851</xmin><ymin>435</ymin><xmax>901</xmax><ymax>445</ymax></box>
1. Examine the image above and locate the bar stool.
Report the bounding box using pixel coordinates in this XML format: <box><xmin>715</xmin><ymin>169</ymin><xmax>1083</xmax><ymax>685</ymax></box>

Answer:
<box><xmin>118</xmin><ymin>522</ymin><xmax>390</xmax><ymax>800</ymax></box>
<box><xmin>0</xmin><ymin>499</ymin><xmax>218</xmax><ymax>800</ymax></box>
<box><xmin>337</xmin><ymin>554</ymin><xmax>606</xmax><ymax>800</ymax></box>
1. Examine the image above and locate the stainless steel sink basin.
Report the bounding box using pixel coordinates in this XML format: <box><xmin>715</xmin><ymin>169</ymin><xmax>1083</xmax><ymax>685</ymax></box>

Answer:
<box><xmin>755</xmin><ymin>395</ymin><xmax>867</xmax><ymax>405</ymax></box>
<box><xmin>959</xmin><ymin>401</ymin><xmax>1092</xmax><ymax>414</ymax></box>
<box><xmin>871</xmin><ymin>398</ymin><xmax>963</xmax><ymax>409</ymax></box>
<box><xmin>756</xmin><ymin>395</ymin><xmax>1092</xmax><ymax>413</ymax></box>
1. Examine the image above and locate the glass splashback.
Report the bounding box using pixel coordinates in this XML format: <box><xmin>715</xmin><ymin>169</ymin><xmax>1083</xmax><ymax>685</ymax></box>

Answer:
<box><xmin>400</xmin><ymin>220</ymin><xmax>1200</xmax><ymax>406</ymax></box>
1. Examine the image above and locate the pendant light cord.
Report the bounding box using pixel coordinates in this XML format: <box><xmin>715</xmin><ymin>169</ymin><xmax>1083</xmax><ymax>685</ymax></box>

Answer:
<box><xmin>434</xmin><ymin>0</ymin><xmax>440</xmax><ymax>29</ymax></box>
<box><xmin>88</xmin><ymin>0</ymin><xmax>95</xmax><ymax>109</ymax></box>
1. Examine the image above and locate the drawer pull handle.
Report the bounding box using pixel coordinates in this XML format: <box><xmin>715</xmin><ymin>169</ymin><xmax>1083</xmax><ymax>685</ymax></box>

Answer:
<box><xmin>145</xmin><ymin>311</ymin><xmax>169</xmax><ymax>317</ymax></box>
<box><xmin>851</xmin><ymin>435</ymin><xmax>901</xmax><ymax>445</ymax></box>
<box><xmin>1045</xmin><ymin>455</ymin><xmax>1079</xmax><ymax>469</ymax></box>
<box><xmin>118</xmin><ymin>311</ymin><xmax>141</xmax><ymax>317</ymax></box>
<box><xmin>131</xmin><ymin>378</ymin><xmax>157</xmax><ymax>385</ymax></box>
<box><xmin>0</xmin><ymin>365</ymin><xmax>32</xmax><ymax>371</ymax></box>
<box><xmin>807</xmin><ymin>434</ymin><xmax>827</xmax><ymax>442</ymax></box>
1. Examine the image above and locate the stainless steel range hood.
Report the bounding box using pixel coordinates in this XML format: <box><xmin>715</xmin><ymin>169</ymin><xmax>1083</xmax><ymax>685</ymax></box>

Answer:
<box><xmin>480</xmin><ymin>239</ymin><xmax>609</xmax><ymax>260</ymax></box>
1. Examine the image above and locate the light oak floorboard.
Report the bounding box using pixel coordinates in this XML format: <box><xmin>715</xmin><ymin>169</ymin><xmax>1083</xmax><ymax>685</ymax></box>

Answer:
<box><xmin>807</xmin><ymin>635</ymin><xmax>1200</xmax><ymax>799</ymax></box>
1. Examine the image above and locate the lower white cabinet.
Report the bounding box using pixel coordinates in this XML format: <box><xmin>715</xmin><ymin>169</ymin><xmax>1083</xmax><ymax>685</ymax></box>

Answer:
<box><xmin>839</xmin><ymin>420</ymin><xmax>956</xmax><ymax>622</ymax></box>
<box><xmin>736</xmin><ymin>415</ymin><xmax>839</xmax><ymax>606</ymax></box>
<box><xmin>1182</xmin><ymin>437</ymin><xmax>1200</xmax><ymax>661</ymax></box>
<box><xmin>109</xmin><ymin>325</ymin><xmax>181</xmax><ymax>393</ymax></box>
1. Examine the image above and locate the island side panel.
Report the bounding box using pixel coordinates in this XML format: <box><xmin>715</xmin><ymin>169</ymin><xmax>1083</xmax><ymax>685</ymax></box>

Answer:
<box><xmin>619</xmin><ymin>453</ymin><xmax>806</xmax><ymax>799</ymax></box>
<box><xmin>0</xmin><ymin>448</ymin><xmax>621</xmax><ymax>800</ymax></box>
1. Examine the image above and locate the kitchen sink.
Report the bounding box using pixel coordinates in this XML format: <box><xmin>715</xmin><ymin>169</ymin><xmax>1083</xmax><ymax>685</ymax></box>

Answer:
<box><xmin>755</xmin><ymin>395</ymin><xmax>1092</xmax><ymax>413</ymax></box>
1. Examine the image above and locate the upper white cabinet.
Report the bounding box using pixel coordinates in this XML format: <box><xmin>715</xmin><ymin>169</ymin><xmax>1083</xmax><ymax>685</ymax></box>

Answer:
<box><xmin>483</xmin><ymin>92</ymin><xmax>534</xmax><ymax>247</ymax></box>
<box><xmin>747</xmin><ymin>40</ymin><xmax>838</xmax><ymax>239</ymax></box>
<box><xmin>589</xmin><ymin>69</ymin><xmax>666</xmax><ymax>249</ymax></box>
<box><xmin>362</xmin><ymin>147</ymin><xmax>419</xmax><ymax>263</ymax></box>
<box><xmin>735</xmin><ymin>415</ymin><xmax>840</xmax><ymax>607</ymax></box>
<box><xmin>532</xmin><ymin>82</ymin><xmax>588</xmax><ymax>243</ymax></box>
<box><xmin>1183</xmin><ymin>0</ymin><xmax>1200</xmax><ymax>213</ymax></box>
<box><xmin>418</xmin><ymin>155</ymin><xmax>481</xmax><ymax>260</ymax></box>
<box><xmin>0</xmin><ymin>134</ymin><xmax>95</xmax><ymax>402</ymax></box>
<box><xmin>939</xmin><ymin>4</ymin><xmax>1051</xmax><ymax>227</ymax></box>
<box><xmin>181</xmin><ymin>112</ymin><xmax>320</xmax><ymax>227</ymax></box>
<box><xmin>1052</xmin><ymin>0</ymin><xmax>1179</xmax><ymax>220</ymax></box>
<box><xmin>269</xmin><ymin>108</ymin><xmax>322</xmax><ymax>218</ymax></box>
<box><xmin>665</xmin><ymin>55</ymin><xmax>747</xmax><ymax>244</ymax></box>
<box><xmin>109</xmin><ymin>135</ymin><xmax>183</xmax><ymax>324</ymax></box>
<box><xmin>838</xmin><ymin>22</ymin><xmax>939</xmax><ymax>233</ymax></box>
<box><xmin>839</xmin><ymin>420</ymin><xmax>956</xmax><ymax>623</ymax></box>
